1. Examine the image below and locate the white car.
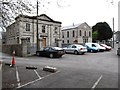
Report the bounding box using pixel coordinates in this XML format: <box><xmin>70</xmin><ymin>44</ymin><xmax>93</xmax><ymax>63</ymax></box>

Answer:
<box><xmin>63</xmin><ymin>44</ymin><xmax>87</xmax><ymax>55</ymax></box>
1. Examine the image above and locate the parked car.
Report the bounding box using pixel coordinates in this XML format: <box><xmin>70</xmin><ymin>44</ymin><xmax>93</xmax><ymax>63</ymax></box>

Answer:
<box><xmin>85</xmin><ymin>43</ymin><xmax>105</xmax><ymax>52</ymax></box>
<box><xmin>117</xmin><ymin>48</ymin><xmax>120</xmax><ymax>56</ymax></box>
<box><xmin>63</xmin><ymin>44</ymin><xmax>87</xmax><ymax>55</ymax></box>
<box><xmin>85</xmin><ymin>43</ymin><xmax>99</xmax><ymax>52</ymax></box>
<box><xmin>36</xmin><ymin>47</ymin><xmax>65</xmax><ymax>58</ymax></box>
<box><xmin>100</xmin><ymin>44</ymin><xmax>112</xmax><ymax>51</ymax></box>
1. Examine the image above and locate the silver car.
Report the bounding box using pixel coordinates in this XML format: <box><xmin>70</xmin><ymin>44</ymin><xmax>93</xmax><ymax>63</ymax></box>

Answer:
<box><xmin>63</xmin><ymin>44</ymin><xmax>87</xmax><ymax>55</ymax></box>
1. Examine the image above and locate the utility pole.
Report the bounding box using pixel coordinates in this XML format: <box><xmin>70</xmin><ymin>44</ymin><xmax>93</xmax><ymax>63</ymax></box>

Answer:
<box><xmin>36</xmin><ymin>0</ymin><xmax>39</xmax><ymax>51</ymax></box>
<box><xmin>112</xmin><ymin>17</ymin><xmax>114</xmax><ymax>48</ymax></box>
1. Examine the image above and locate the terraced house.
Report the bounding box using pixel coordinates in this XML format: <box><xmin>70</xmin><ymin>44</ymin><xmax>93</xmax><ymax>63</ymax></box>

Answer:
<box><xmin>5</xmin><ymin>14</ymin><xmax>62</xmax><ymax>49</ymax></box>
<box><xmin>62</xmin><ymin>22</ymin><xmax>92</xmax><ymax>46</ymax></box>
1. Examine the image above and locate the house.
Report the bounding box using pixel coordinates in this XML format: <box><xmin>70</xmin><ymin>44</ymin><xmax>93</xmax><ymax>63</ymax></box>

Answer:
<box><xmin>5</xmin><ymin>14</ymin><xmax>62</xmax><ymax>49</ymax></box>
<box><xmin>62</xmin><ymin>22</ymin><xmax>92</xmax><ymax>46</ymax></box>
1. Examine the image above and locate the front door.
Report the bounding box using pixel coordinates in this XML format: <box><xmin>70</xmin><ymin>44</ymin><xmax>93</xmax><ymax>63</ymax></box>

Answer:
<box><xmin>43</xmin><ymin>38</ymin><xmax>46</xmax><ymax>48</ymax></box>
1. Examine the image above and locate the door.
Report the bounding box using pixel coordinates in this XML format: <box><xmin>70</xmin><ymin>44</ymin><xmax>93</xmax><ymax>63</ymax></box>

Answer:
<box><xmin>43</xmin><ymin>38</ymin><xmax>46</xmax><ymax>48</ymax></box>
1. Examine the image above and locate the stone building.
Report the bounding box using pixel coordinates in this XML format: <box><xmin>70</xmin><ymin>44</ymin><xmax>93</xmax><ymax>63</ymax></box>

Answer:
<box><xmin>62</xmin><ymin>22</ymin><xmax>92</xmax><ymax>46</ymax></box>
<box><xmin>5</xmin><ymin>14</ymin><xmax>62</xmax><ymax>49</ymax></box>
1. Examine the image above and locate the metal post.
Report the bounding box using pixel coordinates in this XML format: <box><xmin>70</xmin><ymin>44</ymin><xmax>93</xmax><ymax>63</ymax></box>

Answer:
<box><xmin>36</xmin><ymin>0</ymin><xmax>39</xmax><ymax>51</ymax></box>
<box><xmin>113</xmin><ymin>17</ymin><xmax>114</xmax><ymax>48</ymax></box>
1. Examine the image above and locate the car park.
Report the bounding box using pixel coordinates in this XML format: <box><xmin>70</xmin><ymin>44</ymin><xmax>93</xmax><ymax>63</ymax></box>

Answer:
<box><xmin>100</xmin><ymin>44</ymin><xmax>112</xmax><ymax>51</ymax></box>
<box><xmin>63</xmin><ymin>44</ymin><xmax>87</xmax><ymax>55</ymax></box>
<box><xmin>85</xmin><ymin>43</ymin><xmax>105</xmax><ymax>52</ymax></box>
<box><xmin>36</xmin><ymin>47</ymin><xmax>65</xmax><ymax>58</ymax></box>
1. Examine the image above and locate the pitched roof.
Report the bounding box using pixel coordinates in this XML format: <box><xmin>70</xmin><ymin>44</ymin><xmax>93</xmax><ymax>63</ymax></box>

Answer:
<box><xmin>62</xmin><ymin>23</ymin><xmax>82</xmax><ymax>30</ymax></box>
<box><xmin>15</xmin><ymin>14</ymin><xmax>62</xmax><ymax>24</ymax></box>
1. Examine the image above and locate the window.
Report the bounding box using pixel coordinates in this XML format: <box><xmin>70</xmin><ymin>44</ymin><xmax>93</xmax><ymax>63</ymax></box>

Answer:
<box><xmin>26</xmin><ymin>23</ymin><xmax>30</xmax><ymax>31</ymax></box>
<box><xmin>62</xmin><ymin>32</ymin><xmax>64</xmax><ymax>38</ymax></box>
<box><xmin>42</xmin><ymin>25</ymin><xmax>45</xmax><ymax>33</ymax></box>
<box><xmin>54</xmin><ymin>27</ymin><xmax>57</xmax><ymax>34</ymax></box>
<box><xmin>26</xmin><ymin>37</ymin><xmax>30</xmax><ymax>43</ymax></box>
<box><xmin>17</xmin><ymin>37</ymin><xmax>19</xmax><ymax>44</ymax></box>
<box><xmin>79</xmin><ymin>30</ymin><xmax>82</xmax><ymax>36</ymax></box>
<box><xmin>67</xmin><ymin>40</ymin><xmax>69</xmax><ymax>43</ymax></box>
<box><xmin>84</xmin><ymin>31</ymin><xmax>86</xmax><ymax>36</ymax></box>
<box><xmin>62</xmin><ymin>40</ymin><xmax>64</xmax><ymax>43</ymax></box>
<box><xmin>67</xmin><ymin>31</ymin><xmax>69</xmax><ymax>38</ymax></box>
<box><xmin>89</xmin><ymin>31</ymin><xmax>91</xmax><ymax>37</ymax></box>
<box><xmin>73</xmin><ymin>30</ymin><xmax>75</xmax><ymax>37</ymax></box>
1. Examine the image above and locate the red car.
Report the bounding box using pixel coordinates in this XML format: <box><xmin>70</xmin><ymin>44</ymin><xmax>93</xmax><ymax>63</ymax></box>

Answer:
<box><xmin>100</xmin><ymin>44</ymin><xmax>112</xmax><ymax>51</ymax></box>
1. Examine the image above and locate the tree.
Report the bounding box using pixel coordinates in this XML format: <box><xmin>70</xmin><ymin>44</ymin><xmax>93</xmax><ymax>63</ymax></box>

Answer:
<box><xmin>92</xmin><ymin>31</ymin><xmax>98</xmax><ymax>42</ymax></box>
<box><xmin>0</xmin><ymin>0</ymin><xmax>64</xmax><ymax>31</ymax></box>
<box><xmin>92</xmin><ymin>22</ymin><xmax>113</xmax><ymax>42</ymax></box>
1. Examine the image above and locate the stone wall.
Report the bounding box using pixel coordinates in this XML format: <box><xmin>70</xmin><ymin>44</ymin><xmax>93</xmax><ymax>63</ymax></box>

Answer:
<box><xmin>2</xmin><ymin>44</ymin><xmax>23</xmax><ymax>56</ymax></box>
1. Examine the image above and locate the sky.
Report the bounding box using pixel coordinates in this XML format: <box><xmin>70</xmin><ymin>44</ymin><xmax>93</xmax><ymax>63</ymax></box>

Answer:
<box><xmin>40</xmin><ymin>0</ymin><xmax>119</xmax><ymax>31</ymax></box>
<box><xmin>0</xmin><ymin>0</ymin><xmax>119</xmax><ymax>32</ymax></box>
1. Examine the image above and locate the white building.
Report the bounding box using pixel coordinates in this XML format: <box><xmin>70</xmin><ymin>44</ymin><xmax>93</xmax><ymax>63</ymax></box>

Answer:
<box><xmin>5</xmin><ymin>14</ymin><xmax>62</xmax><ymax>48</ymax></box>
<box><xmin>62</xmin><ymin>22</ymin><xmax>92</xmax><ymax>46</ymax></box>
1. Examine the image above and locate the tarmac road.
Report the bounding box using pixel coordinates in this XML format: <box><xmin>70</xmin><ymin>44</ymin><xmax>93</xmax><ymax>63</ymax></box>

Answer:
<box><xmin>1</xmin><ymin>47</ymin><xmax>119</xmax><ymax>89</ymax></box>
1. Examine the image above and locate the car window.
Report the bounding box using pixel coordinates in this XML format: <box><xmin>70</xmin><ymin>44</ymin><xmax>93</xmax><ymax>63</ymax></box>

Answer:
<box><xmin>49</xmin><ymin>47</ymin><xmax>55</xmax><ymax>51</ymax></box>
<box><xmin>67</xmin><ymin>45</ymin><xmax>71</xmax><ymax>48</ymax></box>
<box><xmin>92</xmin><ymin>44</ymin><xmax>96</xmax><ymax>47</ymax></box>
<box><xmin>44</xmin><ymin>47</ymin><xmax>50</xmax><ymax>51</ymax></box>
<box><xmin>72</xmin><ymin>45</ymin><xmax>76</xmax><ymax>48</ymax></box>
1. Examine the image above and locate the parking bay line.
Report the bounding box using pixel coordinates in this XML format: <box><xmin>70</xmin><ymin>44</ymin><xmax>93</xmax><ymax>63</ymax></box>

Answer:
<box><xmin>16</xmin><ymin>66</ymin><xmax>21</xmax><ymax>87</ymax></box>
<box><xmin>91</xmin><ymin>75</ymin><xmax>103</xmax><ymax>90</ymax></box>
<box><xmin>34</xmin><ymin>70</ymin><xmax>42</xmax><ymax>79</ymax></box>
<box><xmin>16</xmin><ymin>70</ymin><xmax>60</xmax><ymax>89</ymax></box>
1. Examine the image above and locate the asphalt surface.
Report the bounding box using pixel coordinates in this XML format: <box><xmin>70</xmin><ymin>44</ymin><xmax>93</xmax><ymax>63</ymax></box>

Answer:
<box><xmin>1</xmin><ymin>47</ymin><xmax>119</xmax><ymax>89</ymax></box>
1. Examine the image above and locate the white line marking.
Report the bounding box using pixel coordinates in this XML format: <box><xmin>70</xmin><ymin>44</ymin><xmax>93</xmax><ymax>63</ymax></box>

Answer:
<box><xmin>16</xmin><ymin>70</ymin><xmax>60</xmax><ymax>89</ymax></box>
<box><xmin>16</xmin><ymin>66</ymin><xmax>20</xmax><ymax>87</ymax></box>
<box><xmin>91</xmin><ymin>75</ymin><xmax>103</xmax><ymax>89</ymax></box>
<box><xmin>34</xmin><ymin>70</ymin><xmax>42</xmax><ymax>79</ymax></box>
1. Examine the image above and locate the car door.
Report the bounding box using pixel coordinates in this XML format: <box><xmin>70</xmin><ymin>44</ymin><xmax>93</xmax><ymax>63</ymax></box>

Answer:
<box><xmin>66</xmin><ymin>45</ymin><xmax>72</xmax><ymax>53</ymax></box>
<box><xmin>71</xmin><ymin>45</ymin><xmax>76</xmax><ymax>53</ymax></box>
<box><xmin>42</xmin><ymin>47</ymin><xmax>50</xmax><ymax>57</ymax></box>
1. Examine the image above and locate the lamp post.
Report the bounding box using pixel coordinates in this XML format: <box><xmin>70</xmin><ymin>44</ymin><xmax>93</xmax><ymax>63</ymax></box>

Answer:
<box><xmin>36</xmin><ymin>0</ymin><xmax>39</xmax><ymax>51</ymax></box>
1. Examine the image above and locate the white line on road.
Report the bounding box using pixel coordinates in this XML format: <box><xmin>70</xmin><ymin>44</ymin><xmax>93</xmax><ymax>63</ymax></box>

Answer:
<box><xmin>16</xmin><ymin>66</ymin><xmax>20</xmax><ymax>87</ymax></box>
<box><xmin>16</xmin><ymin>70</ymin><xmax>60</xmax><ymax>89</ymax></box>
<box><xmin>34</xmin><ymin>70</ymin><xmax>42</xmax><ymax>79</ymax></box>
<box><xmin>91</xmin><ymin>75</ymin><xmax>103</xmax><ymax>90</ymax></box>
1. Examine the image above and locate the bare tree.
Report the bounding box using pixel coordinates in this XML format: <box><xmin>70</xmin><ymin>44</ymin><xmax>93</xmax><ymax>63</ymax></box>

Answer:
<box><xmin>0</xmin><ymin>0</ymin><xmax>69</xmax><ymax>31</ymax></box>
<box><xmin>0</xmin><ymin>0</ymin><xmax>52</xmax><ymax>31</ymax></box>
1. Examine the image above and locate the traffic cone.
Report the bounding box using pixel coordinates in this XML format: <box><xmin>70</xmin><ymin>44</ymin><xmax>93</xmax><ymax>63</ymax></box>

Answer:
<box><xmin>11</xmin><ymin>56</ymin><xmax>16</xmax><ymax>67</ymax></box>
<box><xmin>10</xmin><ymin>51</ymin><xmax>16</xmax><ymax>67</ymax></box>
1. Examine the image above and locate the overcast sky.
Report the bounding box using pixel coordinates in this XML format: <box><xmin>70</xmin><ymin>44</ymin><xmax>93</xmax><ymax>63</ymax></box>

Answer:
<box><xmin>0</xmin><ymin>0</ymin><xmax>119</xmax><ymax>32</ymax></box>
<box><xmin>41</xmin><ymin>0</ymin><xmax>119</xmax><ymax>31</ymax></box>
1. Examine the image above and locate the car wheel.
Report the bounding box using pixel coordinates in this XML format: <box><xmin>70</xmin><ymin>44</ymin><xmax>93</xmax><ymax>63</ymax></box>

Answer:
<box><xmin>36</xmin><ymin>52</ymin><xmax>40</xmax><ymax>56</ymax></box>
<box><xmin>90</xmin><ymin>50</ymin><xmax>93</xmax><ymax>53</ymax></box>
<box><xmin>74</xmin><ymin>51</ymin><xmax>78</xmax><ymax>55</ymax></box>
<box><xmin>49</xmin><ymin>53</ymin><xmax>53</xmax><ymax>58</ymax></box>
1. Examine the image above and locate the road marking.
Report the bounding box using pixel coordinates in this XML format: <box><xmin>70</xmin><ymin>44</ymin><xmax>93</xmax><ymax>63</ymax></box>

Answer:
<box><xmin>16</xmin><ymin>66</ymin><xmax>20</xmax><ymax>87</ymax></box>
<box><xmin>16</xmin><ymin>70</ymin><xmax>60</xmax><ymax>89</ymax></box>
<box><xmin>34</xmin><ymin>70</ymin><xmax>42</xmax><ymax>79</ymax></box>
<box><xmin>91</xmin><ymin>75</ymin><xmax>103</xmax><ymax>90</ymax></box>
